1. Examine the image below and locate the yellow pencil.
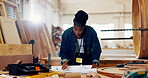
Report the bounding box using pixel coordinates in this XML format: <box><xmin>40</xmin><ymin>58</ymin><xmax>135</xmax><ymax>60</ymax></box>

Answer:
<box><xmin>62</xmin><ymin>60</ymin><xmax>69</xmax><ymax>65</ymax></box>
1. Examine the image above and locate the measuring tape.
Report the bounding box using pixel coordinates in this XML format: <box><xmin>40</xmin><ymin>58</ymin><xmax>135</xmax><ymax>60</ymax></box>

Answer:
<box><xmin>26</xmin><ymin>72</ymin><xmax>59</xmax><ymax>78</ymax></box>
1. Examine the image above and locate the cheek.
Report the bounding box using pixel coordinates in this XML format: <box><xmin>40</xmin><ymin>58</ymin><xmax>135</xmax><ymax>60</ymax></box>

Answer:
<box><xmin>73</xmin><ymin>31</ymin><xmax>77</xmax><ymax>34</ymax></box>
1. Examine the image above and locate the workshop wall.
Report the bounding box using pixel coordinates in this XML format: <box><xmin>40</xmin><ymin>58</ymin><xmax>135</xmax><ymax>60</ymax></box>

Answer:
<box><xmin>23</xmin><ymin>0</ymin><xmax>60</xmax><ymax>34</ymax></box>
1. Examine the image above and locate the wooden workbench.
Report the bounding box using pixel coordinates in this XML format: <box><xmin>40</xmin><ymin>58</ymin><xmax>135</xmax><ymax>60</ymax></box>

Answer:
<box><xmin>0</xmin><ymin>71</ymin><xmax>110</xmax><ymax>78</ymax></box>
<box><xmin>0</xmin><ymin>67</ymin><xmax>125</xmax><ymax>78</ymax></box>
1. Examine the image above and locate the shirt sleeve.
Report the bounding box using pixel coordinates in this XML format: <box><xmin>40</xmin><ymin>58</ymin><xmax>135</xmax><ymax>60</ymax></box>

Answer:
<box><xmin>91</xmin><ymin>29</ymin><xmax>102</xmax><ymax>63</ymax></box>
<box><xmin>60</xmin><ymin>31</ymin><xmax>69</xmax><ymax>60</ymax></box>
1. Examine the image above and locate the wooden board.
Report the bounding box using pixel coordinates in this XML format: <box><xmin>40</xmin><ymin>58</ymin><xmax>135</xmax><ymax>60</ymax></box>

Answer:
<box><xmin>0</xmin><ymin>29</ymin><xmax>4</xmax><ymax>44</ymax></box>
<box><xmin>132</xmin><ymin>0</ymin><xmax>148</xmax><ymax>58</ymax></box>
<box><xmin>97</xmin><ymin>68</ymin><xmax>125</xmax><ymax>78</ymax></box>
<box><xmin>0</xmin><ymin>16</ymin><xmax>21</xmax><ymax>44</ymax></box>
<box><xmin>22</xmin><ymin>20</ymin><xmax>56</xmax><ymax>58</ymax></box>
<box><xmin>22</xmin><ymin>20</ymin><xmax>42</xmax><ymax>57</ymax></box>
<box><xmin>15</xmin><ymin>7</ymin><xmax>28</xmax><ymax>43</ymax></box>
<box><xmin>0</xmin><ymin>3</ymin><xmax>7</xmax><ymax>17</ymax></box>
<box><xmin>0</xmin><ymin>44</ymin><xmax>32</xmax><ymax>55</ymax></box>
<box><xmin>0</xmin><ymin>55</ymin><xmax>33</xmax><ymax>70</ymax></box>
<box><xmin>2</xmin><ymin>0</ymin><xmax>28</xmax><ymax>43</ymax></box>
<box><xmin>44</xmin><ymin>24</ymin><xmax>57</xmax><ymax>57</ymax></box>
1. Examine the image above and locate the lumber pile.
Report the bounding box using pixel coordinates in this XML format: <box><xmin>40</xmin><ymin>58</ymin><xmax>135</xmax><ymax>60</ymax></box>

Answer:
<box><xmin>22</xmin><ymin>20</ymin><xmax>57</xmax><ymax>58</ymax></box>
<box><xmin>0</xmin><ymin>1</ymin><xmax>33</xmax><ymax>70</ymax></box>
<box><xmin>0</xmin><ymin>0</ymin><xmax>57</xmax><ymax>59</ymax></box>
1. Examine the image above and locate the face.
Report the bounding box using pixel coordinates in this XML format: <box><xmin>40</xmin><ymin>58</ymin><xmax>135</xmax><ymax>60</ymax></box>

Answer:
<box><xmin>73</xmin><ymin>25</ymin><xmax>85</xmax><ymax>39</ymax></box>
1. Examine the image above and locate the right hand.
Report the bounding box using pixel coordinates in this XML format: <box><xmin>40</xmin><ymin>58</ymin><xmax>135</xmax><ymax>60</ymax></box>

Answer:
<box><xmin>61</xmin><ymin>62</ymin><xmax>68</xmax><ymax>70</ymax></box>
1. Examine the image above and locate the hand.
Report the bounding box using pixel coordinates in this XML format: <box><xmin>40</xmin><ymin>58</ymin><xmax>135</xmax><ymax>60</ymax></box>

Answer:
<box><xmin>91</xmin><ymin>63</ymin><xmax>99</xmax><ymax>68</ymax></box>
<box><xmin>61</xmin><ymin>62</ymin><xmax>68</xmax><ymax>70</ymax></box>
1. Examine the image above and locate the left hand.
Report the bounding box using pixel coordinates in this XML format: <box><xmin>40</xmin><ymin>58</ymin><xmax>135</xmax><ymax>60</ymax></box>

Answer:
<box><xmin>91</xmin><ymin>63</ymin><xmax>99</xmax><ymax>68</ymax></box>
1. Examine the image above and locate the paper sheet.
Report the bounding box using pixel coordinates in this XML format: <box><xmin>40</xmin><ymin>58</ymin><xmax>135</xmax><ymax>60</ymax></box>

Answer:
<box><xmin>51</xmin><ymin>65</ymin><xmax>97</xmax><ymax>74</ymax></box>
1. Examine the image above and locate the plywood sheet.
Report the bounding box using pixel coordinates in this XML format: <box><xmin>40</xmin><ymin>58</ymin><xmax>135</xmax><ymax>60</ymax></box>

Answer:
<box><xmin>22</xmin><ymin>20</ymin><xmax>56</xmax><ymax>58</ymax></box>
<box><xmin>44</xmin><ymin>24</ymin><xmax>57</xmax><ymax>57</ymax></box>
<box><xmin>0</xmin><ymin>16</ymin><xmax>21</xmax><ymax>44</ymax></box>
<box><xmin>0</xmin><ymin>44</ymin><xmax>32</xmax><ymax>55</ymax></box>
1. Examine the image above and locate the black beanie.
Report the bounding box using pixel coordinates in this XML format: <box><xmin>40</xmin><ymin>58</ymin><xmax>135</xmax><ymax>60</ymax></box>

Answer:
<box><xmin>73</xmin><ymin>10</ymin><xmax>88</xmax><ymax>26</ymax></box>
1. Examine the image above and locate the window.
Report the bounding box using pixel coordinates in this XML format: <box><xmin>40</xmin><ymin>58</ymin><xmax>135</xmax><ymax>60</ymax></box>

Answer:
<box><xmin>63</xmin><ymin>24</ymin><xmax>72</xmax><ymax>31</ymax></box>
<box><xmin>124</xmin><ymin>23</ymin><xmax>133</xmax><ymax>38</ymax></box>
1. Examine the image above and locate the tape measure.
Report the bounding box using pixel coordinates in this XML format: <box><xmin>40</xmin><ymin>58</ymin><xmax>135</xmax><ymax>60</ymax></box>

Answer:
<box><xmin>26</xmin><ymin>72</ymin><xmax>59</xmax><ymax>78</ymax></box>
<box><xmin>122</xmin><ymin>70</ymin><xmax>147</xmax><ymax>78</ymax></box>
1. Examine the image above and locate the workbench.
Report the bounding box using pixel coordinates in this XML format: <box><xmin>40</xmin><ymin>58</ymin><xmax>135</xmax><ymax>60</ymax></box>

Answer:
<box><xmin>0</xmin><ymin>65</ymin><xmax>125</xmax><ymax>78</ymax></box>
<box><xmin>1</xmin><ymin>64</ymin><xmax>148</xmax><ymax>78</ymax></box>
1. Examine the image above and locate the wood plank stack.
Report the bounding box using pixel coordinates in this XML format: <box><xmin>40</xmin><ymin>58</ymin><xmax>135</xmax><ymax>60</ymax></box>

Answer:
<box><xmin>0</xmin><ymin>0</ymin><xmax>57</xmax><ymax>59</ymax></box>
<box><xmin>0</xmin><ymin>0</ymin><xmax>28</xmax><ymax>43</ymax></box>
<box><xmin>22</xmin><ymin>20</ymin><xmax>57</xmax><ymax>58</ymax></box>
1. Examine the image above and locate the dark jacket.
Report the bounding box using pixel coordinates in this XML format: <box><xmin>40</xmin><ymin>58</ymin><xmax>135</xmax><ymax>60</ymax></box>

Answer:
<box><xmin>60</xmin><ymin>25</ymin><xmax>102</xmax><ymax>65</ymax></box>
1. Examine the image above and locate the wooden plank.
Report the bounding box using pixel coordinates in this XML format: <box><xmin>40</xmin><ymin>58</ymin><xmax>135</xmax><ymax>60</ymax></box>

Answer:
<box><xmin>0</xmin><ymin>0</ymin><xmax>3</xmax><ymax>2</ymax></box>
<box><xmin>0</xmin><ymin>55</ymin><xmax>33</xmax><ymax>70</ymax></box>
<box><xmin>139</xmin><ymin>0</ymin><xmax>148</xmax><ymax>58</ymax></box>
<box><xmin>0</xmin><ymin>0</ymin><xmax>28</xmax><ymax>43</ymax></box>
<box><xmin>132</xmin><ymin>0</ymin><xmax>141</xmax><ymax>57</ymax></box>
<box><xmin>124</xmin><ymin>64</ymin><xmax>148</xmax><ymax>69</ymax></box>
<box><xmin>0</xmin><ymin>16</ymin><xmax>21</xmax><ymax>44</ymax></box>
<box><xmin>37</xmin><ymin>24</ymin><xmax>51</xmax><ymax>57</ymax></box>
<box><xmin>3</xmin><ymin>0</ymin><xmax>17</xmax><ymax>7</ymax></box>
<box><xmin>22</xmin><ymin>20</ymin><xmax>54</xmax><ymax>58</ymax></box>
<box><xmin>97</xmin><ymin>68</ymin><xmax>124</xmax><ymax>78</ymax></box>
<box><xmin>0</xmin><ymin>29</ymin><xmax>4</xmax><ymax>44</ymax></box>
<box><xmin>22</xmin><ymin>20</ymin><xmax>42</xmax><ymax>58</ymax></box>
<box><xmin>1</xmin><ymin>2</ymin><xmax>7</xmax><ymax>17</ymax></box>
<box><xmin>44</xmin><ymin>24</ymin><xmax>57</xmax><ymax>57</ymax></box>
<box><xmin>0</xmin><ymin>44</ymin><xmax>32</xmax><ymax>55</ymax></box>
<box><xmin>132</xmin><ymin>0</ymin><xmax>148</xmax><ymax>58</ymax></box>
<box><xmin>14</xmin><ymin>7</ymin><xmax>28</xmax><ymax>43</ymax></box>
<box><xmin>0</xmin><ymin>3</ymin><xmax>7</xmax><ymax>17</ymax></box>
